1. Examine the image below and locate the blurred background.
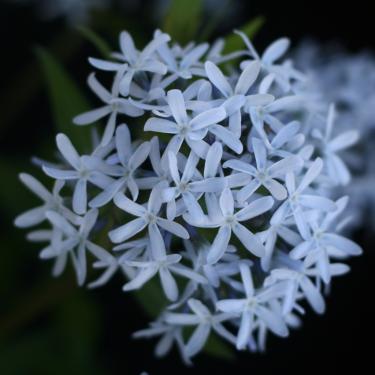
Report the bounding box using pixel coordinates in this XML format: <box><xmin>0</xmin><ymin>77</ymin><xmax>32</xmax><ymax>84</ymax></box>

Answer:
<box><xmin>0</xmin><ymin>0</ymin><xmax>374</xmax><ymax>374</ymax></box>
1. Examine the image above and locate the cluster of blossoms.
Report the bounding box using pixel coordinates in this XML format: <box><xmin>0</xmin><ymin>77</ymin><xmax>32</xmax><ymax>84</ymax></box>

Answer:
<box><xmin>294</xmin><ymin>41</ymin><xmax>375</xmax><ymax>231</ymax></box>
<box><xmin>15</xmin><ymin>30</ymin><xmax>363</xmax><ymax>363</ymax></box>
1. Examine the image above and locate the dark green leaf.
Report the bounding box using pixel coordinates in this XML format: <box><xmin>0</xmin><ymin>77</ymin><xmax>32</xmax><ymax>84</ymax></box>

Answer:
<box><xmin>76</xmin><ymin>26</ymin><xmax>112</xmax><ymax>58</ymax></box>
<box><xmin>133</xmin><ymin>279</ymin><xmax>167</xmax><ymax>317</ymax></box>
<box><xmin>163</xmin><ymin>0</ymin><xmax>203</xmax><ymax>44</ymax></box>
<box><xmin>223</xmin><ymin>16</ymin><xmax>265</xmax><ymax>54</ymax></box>
<box><xmin>203</xmin><ymin>333</ymin><xmax>235</xmax><ymax>361</ymax></box>
<box><xmin>35</xmin><ymin>47</ymin><xmax>91</xmax><ymax>153</ymax></box>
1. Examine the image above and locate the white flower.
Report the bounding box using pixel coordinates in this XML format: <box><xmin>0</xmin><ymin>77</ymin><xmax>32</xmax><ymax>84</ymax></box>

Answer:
<box><xmin>42</xmin><ymin>133</ymin><xmax>114</xmax><ymax>214</ymax></box>
<box><xmin>236</xmin><ymin>31</ymin><xmax>303</xmax><ymax>91</ymax></box>
<box><xmin>122</xmin><ymin>232</ymin><xmax>205</xmax><ymax>301</ymax></box>
<box><xmin>73</xmin><ymin>73</ymin><xmax>143</xmax><ymax>145</ymax></box>
<box><xmin>185</xmin><ymin>187</ymin><xmax>274</xmax><ymax>263</ymax></box>
<box><xmin>289</xmin><ymin>197</ymin><xmax>362</xmax><ymax>283</ymax></box>
<box><xmin>162</xmin><ymin>149</ymin><xmax>225</xmax><ymax>220</ymax></box>
<box><xmin>90</xmin><ymin>124</ymin><xmax>150</xmax><ymax>207</ymax></box>
<box><xmin>205</xmin><ymin>60</ymin><xmax>270</xmax><ymax>137</ymax></box>
<box><xmin>145</xmin><ymin>89</ymin><xmax>227</xmax><ymax>157</ymax></box>
<box><xmin>133</xmin><ymin>319</ymin><xmax>191</xmax><ymax>365</ymax></box>
<box><xmin>14</xmin><ymin>174</ymin><xmax>75</xmax><ymax>228</ymax></box>
<box><xmin>16</xmin><ymin>29</ymin><xmax>364</xmax><ymax>361</ymax></box>
<box><xmin>313</xmin><ymin>104</ymin><xmax>359</xmax><ymax>185</ymax></box>
<box><xmin>108</xmin><ymin>190</ymin><xmax>189</xmax><ymax>245</ymax></box>
<box><xmin>45</xmin><ymin>208</ymin><xmax>110</xmax><ymax>285</ymax></box>
<box><xmin>165</xmin><ymin>299</ymin><xmax>236</xmax><ymax>358</ymax></box>
<box><xmin>114</xmin><ymin>31</ymin><xmax>170</xmax><ymax>96</ymax></box>
<box><xmin>274</xmin><ymin>158</ymin><xmax>337</xmax><ymax>238</ymax></box>
<box><xmin>156</xmin><ymin>30</ymin><xmax>208</xmax><ymax>82</ymax></box>
<box><xmin>224</xmin><ymin>137</ymin><xmax>303</xmax><ymax>202</ymax></box>
<box><xmin>216</xmin><ymin>263</ymin><xmax>289</xmax><ymax>350</ymax></box>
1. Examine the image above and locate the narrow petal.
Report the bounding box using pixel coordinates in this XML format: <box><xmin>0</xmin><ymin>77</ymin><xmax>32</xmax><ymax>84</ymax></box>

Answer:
<box><xmin>56</xmin><ymin>133</ymin><xmax>81</xmax><ymax>170</ymax></box>
<box><xmin>89</xmin><ymin>178</ymin><xmax>126</xmax><ymax>208</ymax></box>
<box><xmin>268</xmin><ymin>156</ymin><xmax>303</xmax><ymax>178</ymax></box>
<box><xmin>129</xmin><ymin>141</ymin><xmax>151</xmax><ymax>170</ymax></box>
<box><xmin>204</xmin><ymin>142</ymin><xmax>222</xmax><ymax>178</ymax></box>
<box><xmin>73</xmin><ymin>106</ymin><xmax>111</xmax><ymax>126</ymax></box>
<box><xmin>223</xmin><ymin>159</ymin><xmax>257</xmax><ymax>176</ymax></box>
<box><xmin>252</xmin><ymin>137</ymin><xmax>267</xmax><ymax>170</ymax></box>
<box><xmin>42</xmin><ymin>167</ymin><xmax>79</xmax><ymax>180</ymax></box>
<box><xmin>123</xmin><ymin>267</ymin><xmax>158</xmax><ymax>291</ymax></box>
<box><xmin>262</xmin><ymin>38</ymin><xmax>290</xmax><ymax>65</ymax></box>
<box><xmin>299</xmin><ymin>195</ymin><xmax>336</xmax><ymax>211</ymax></box>
<box><xmin>160</xmin><ymin>267</ymin><xmax>179</xmax><ymax>301</ymax></box>
<box><xmin>232</xmin><ymin>222</ymin><xmax>265</xmax><ymax>257</ymax></box>
<box><xmin>263</xmin><ymin>178</ymin><xmax>288</xmax><ymax>200</ymax></box>
<box><xmin>45</xmin><ymin>211</ymin><xmax>76</xmax><ymax>236</ymax></box>
<box><xmin>207</xmin><ymin>225</ymin><xmax>232</xmax><ymax>264</ymax></box>
<box><xmin>236</xmin><ymin>196</ymin><xmax>274</xmax><ymax>221</ymax></box>
<box><xmin>108</xmin><ymin>218</ymin><xmax>147</xmax><ymax>243</ymax></box>
<box><xmin>235</xmin><ymin>60</ymin><xmax>261</xmax><ymax>95</ymax></box>
<box><xmin>144</xmin><ymin>118</ymin><xmax>178</xmax><ymax>134</ymax></box>
<box><xmin>300</xmin><ymin>277</ymin><xmax>325</xmax><ymax>314</ymax></box>
<box><xmin>237</xmin><ymin>312</ymin><xmax>253</xmax><ymax>350</ymax></box>
<box><xmin>72</xmin><ymin>179</ymin><xmax>87</xmax><ymax>215</ymax></box>
<box><xmin>321</xmin><ymin>233</ymin><xmax>362</xmax><ymax>256</ymax></box>
<box><xmin>19</xmin><ymin>173</ymin><xmax>51</xmax><ymax>202</ymax></box>
<box><xmin>239</xmin><ymin>262</ymin><xmax>254</xmax><ymax>298</ymax></box>
<box><xmin>237</xmin><ymin>180</ymin><xmax>261</xmax><ymax>203</ymax></box>
<box><xmin>14</xmin><ymin>207</ymin><xmax>47</xmax><ymax>228</ymax></box>
<box><xmin>167</xmin><ymin>89</ymin><xmax>188</xmax><ymax>125</ymax></box>
<box><xmin>113</xmin><ymin>192</ymin><xmax>145</xmax><ymax>216</ymax></box>
<box><xmin>256</xmin><ymin>305</ymin><xmax>288</xmax><ymax>337</ymax></box>
<box><xmin>115</xmin><ymin>124</ymin><xmax>132</xmax><ymax>166</ymax></box>
<box><xmin>148</xmin><ymin>223</ymin><xmax>167</xmax><ymax>260</ymax></box>
<box><xmin>186</xmin><ymin>324</ymin><xmax>211</xmax><ymax>357</ymax></box>
<box><xmin>88</xmin><ymin>58</ymin><xmax>122</xmax><ymax>73</ymax></box>
<box><xmin>205</xmin><ymin>61</ymin><xmax>232</xmax><ymax>97</ymax></box>
<box><xmin>157</xmin><ymin>218</ymin><xmax>189</xmax><ymax>239</ymax></box>
<box><xmin>216</xmin><ymin>299</ymin><xmax>245</xmax><ymax>313</ymax></box>
<box><xmin>219</xmin><ymin>188</ymin><xmax>234</xmax><ymax>216</ymax></box>
<box><xmin>190</xmin><ymin>107</ymin><xmax>226</xmax><ymax>131</ymax></box>
<box><xmin>87</xmin><ymin>72</ymin><xmax>112</xmax><ymax>102</ymax></box>
<box><xmin>209</xmin><ymin>125</ymin><xmax>243</xmax><ymax>154</ymax></box>
<box><xmin>296</xmin><ymin>158</ymin><xmax>323</xmax><ymax>193</ymax></box>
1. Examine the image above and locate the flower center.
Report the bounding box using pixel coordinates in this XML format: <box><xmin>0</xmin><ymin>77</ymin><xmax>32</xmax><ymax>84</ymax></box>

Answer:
<box><xmin>146</xmin><ymin>213</ymin><xmax>157</xmax><ymax>224</ymax></box>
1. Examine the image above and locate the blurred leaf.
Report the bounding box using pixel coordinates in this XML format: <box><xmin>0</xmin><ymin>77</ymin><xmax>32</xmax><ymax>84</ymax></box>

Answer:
<box><xmin>204</xmin><ymin>334</ymin><xmax>235</xmax><ymax>361</ymax></box>
<box><xmin>0</xmin><ymin>158</ymin><xmax>32</xmax><ymax>217</ymax></box>
<box><xmin>198</xmin><ymin>0</ymin><xmax>231</xmax><ymax>41</ymax></box>
<box><xmin>76</xmin><ymin>26</ymin><xmax>112</xmax><ymax>58</ymax></box>
<box><xmin>223</xmin><ymin>16</ymin><xmax>265</xmax><ymax>54</ymax></box>
<box><xmin>163</xmin><ymin>0</ymin><xmax>203</xmax><ymax>43</ymax></box>
<box><xmin>133</xmin><ymin>279</ymin><xmax>167</xmax><ymax>317</ymax></box>
<box><xmin>0</xmin><ymin>30</ymin><xmax>83</xmax><ymax>135</ymax></box>
<box><xmin>53</xmin><ymin>292</ymin><xmax>102</xmax><ymax>369</ymax></box>
<box><xmin>35</xmin><ymin>47</ymin><xmax>91</xmax><ymax>153</ymax></box>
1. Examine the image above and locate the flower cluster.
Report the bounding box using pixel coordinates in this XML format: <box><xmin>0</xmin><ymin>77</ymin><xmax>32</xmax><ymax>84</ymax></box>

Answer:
<box><xmin>15</xmin><ymin>30</ymin><xmax>362</xmax><ymax>363</ymax></box>
<box><xmin>294</xmin><ymin>41</ymin><xmax>375</xmax><ymax>232</ymax></box>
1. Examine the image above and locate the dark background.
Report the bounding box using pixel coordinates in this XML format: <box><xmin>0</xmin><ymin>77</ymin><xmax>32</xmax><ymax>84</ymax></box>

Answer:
<box><xmin>0</xmin><ymin>0</ymin><xmax>374</xmax><ymax>374</ymax></box>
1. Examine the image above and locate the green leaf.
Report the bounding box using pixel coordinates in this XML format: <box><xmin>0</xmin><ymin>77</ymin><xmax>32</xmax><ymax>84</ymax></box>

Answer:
<box><xmin>223</xmin><ymin>16</ymin><xmax>265</xmax><ymax>54</ymax></box>
<box><xmin>0</xmin><ymin>158</ymin><xmax>32</xmax><ymax>217</ymax></box>
<box><xmin>203</xmin><ymin>333</ymin><xmax>235</xmax><ymax>361</ymax></box>
<box><xmin>133</xmin><ymin>279</ymin><xmax>168</xmax><ymax>318</ymax></box>
<box><xmin>163</xmin><ymin>0</ymin><xmax>203</xmax><ymax>44</ymax></box>
<box><xmin>76</xmin><ymin>26</ymin><xmax>112</xmax><ymax>58</ymax></box>
<box><xmin>35</xmin><ymin>47</ymin><xmax>91</xmax><ymax>153</ymax></box>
